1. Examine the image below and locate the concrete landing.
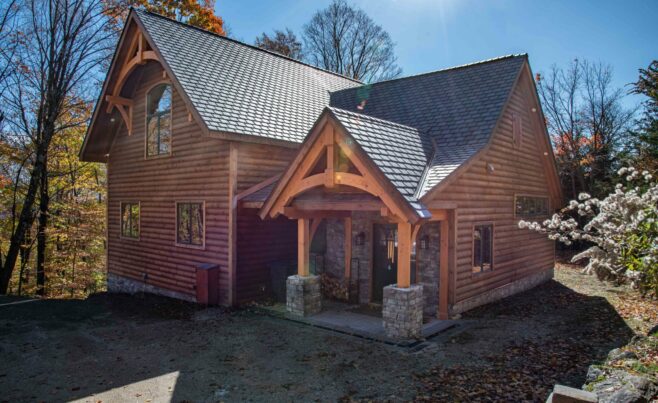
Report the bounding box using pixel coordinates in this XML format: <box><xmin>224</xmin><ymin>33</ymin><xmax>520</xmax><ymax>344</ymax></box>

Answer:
<box><xmin>256</xmin><ymin>300</ymin><xmax>457</xmax><ymax>346</ymax></box>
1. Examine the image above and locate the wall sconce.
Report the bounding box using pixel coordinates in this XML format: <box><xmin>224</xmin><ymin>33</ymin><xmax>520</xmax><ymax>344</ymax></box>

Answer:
<box><xmin>354</xmin><ymin>232</ymin><xmax>365</xmax><ymax>246</ymax></box>
<box><xmin>419</xmin><ymin>235</ymin><xmax>429</xmax><ymax>250</ymax></box>
<box><xmin>487</xmin><ymin>162</ymin><xmax>495</xmax><ymax>174</ymax></box>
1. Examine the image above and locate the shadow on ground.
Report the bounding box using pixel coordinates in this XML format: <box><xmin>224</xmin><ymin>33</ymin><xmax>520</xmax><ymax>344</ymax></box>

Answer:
<box><xmin>417</xmin><ymin>279</ymin><xmax>635</xmax><ymax>401</ymax></box>
<box><xmin>0</xmin><ymin>270</ymin><xmax>639</xmax><ymax>402</ymax></box>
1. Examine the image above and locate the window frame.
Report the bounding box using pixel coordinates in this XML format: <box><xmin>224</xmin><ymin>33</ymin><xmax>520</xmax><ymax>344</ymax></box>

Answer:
<box><xmin>119</xmin><ymin>201</ymin><xmax>140</xmax><ymax>240</ymax></box>
<box><xmin>471</xmin><ymin>222</ymin><xmax>494</xmax><ymax>275</ymax></box>
<box><xmin>144</xmin><ymin>80</ymin><xmax>173</xmax><ymax>160</ymax></box>
<box><xmin>514</xmin><ymin>194</ymin><xmax>550</xmax><ymax>219</ymax></box>
<box><xmin>175</xmin><ymin>201</ymin><xmax>206</xmax><ymax>249</ymax></box>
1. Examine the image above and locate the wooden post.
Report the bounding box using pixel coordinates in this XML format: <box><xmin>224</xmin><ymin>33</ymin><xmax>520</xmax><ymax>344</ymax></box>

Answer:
<box><xmin>439</xmin><ymin>219</ymin><xmax>449</xmax><ymax>319</ymax></box>
<box><xmin>298</xmin><ymin>218</ymin><xmax>310</xmax><ymax>277</ymax></box>
<box><xmin>227</xmin><ymin>142</ymin><xmax>238</xmax><ymax>305</ymax></box>
<box><xmin>344</xmin><ymin>217</ymin><xmax>352</xmax><ymax>279</ymax></box>
<box><xmin>397</xmin><ymin>221</ymin><xmax>412</xmax><ymax>288</ymax></box>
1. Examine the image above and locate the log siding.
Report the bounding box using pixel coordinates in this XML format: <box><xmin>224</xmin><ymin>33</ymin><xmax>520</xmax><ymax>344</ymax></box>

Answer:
<box><xmin>428</xmin><ymin>71</ymin><xmax>556</xmax><ymax>308</ymax></box>
<box><xmin>108</xmin><ymin>62</ymin><xmax>231</xmax><ymax>303</ymax></box>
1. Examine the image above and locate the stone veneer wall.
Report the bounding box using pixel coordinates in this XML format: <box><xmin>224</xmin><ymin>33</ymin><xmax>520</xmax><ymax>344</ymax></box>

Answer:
<box><xmin>323</xmin><ymin>214</ymin><xmax>441</xmax><ymax>314</ymax></box>
<box><xmin>350</xmin><ymin>212</ymin><xmax>375</xmax><ymax>304</ymax></box>
<box><xmin>286</xmin><ymin>275</ymin><xmax>322</xmax><ymax>316</ymax></box>
<box><xmin>450</xmin><ymin>268</ymin><xmax>554</xmax><ymax>315</ymax></box>
<box><xmin>107</xmin><ymin>272</ymin><xmax>196</xmax><ymax>302</ymax></box>
<box><xmin>382</xmin><ymin>284</ymin><xmax>424</xmax><ymax>339</ymax></box>
<box><xmin>324</xmin><ymin>218</ymin><xmax>345</xmax><ymax>280</ymax></box>
<box><xmin>415</xmin><ymin>222</ymin><xmax>441</xmax><ymax>317</ymax></box>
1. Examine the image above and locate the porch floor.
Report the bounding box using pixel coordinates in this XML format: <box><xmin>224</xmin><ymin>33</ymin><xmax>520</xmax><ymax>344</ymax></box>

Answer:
<box><xmin>257</xmin><ymin>300</ymin><xmax>457</xmax><ymax>346</ymax></box>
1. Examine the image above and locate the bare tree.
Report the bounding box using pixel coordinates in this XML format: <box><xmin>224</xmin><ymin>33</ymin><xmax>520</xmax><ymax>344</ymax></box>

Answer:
<box><xmin>537</xmin><ymin>59</ymin><xmax>635</xmax><ymax>200</ymax></box>
<box><xmin>255</xmin><ymin>28</ymin><xmax>302</xmax><ymax>60</ymax></box>
<box><xmin>0</xmin><ymin>0</ymin><xmax>113</xmax><ymax>294</ymax></box>
<box><xmin>303</xmin><ymin>0</ymin><xmax>401</xmax><ymax>82</ymax></box>
<box><xmin>0</xmin><ymin>0</ymin><xmax>20</xmax><ymax>128</ymax></box>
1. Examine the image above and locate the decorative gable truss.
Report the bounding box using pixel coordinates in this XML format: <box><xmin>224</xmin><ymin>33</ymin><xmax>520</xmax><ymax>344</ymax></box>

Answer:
<box><xmin>105</xmin><ymin>29</ymin><xmax>162</xmax><ymax>136</ymax></box>
<box><xmin>260</xmin><ymin>113</ymin><xmax>417</xmax><ymax>225</ymax></box>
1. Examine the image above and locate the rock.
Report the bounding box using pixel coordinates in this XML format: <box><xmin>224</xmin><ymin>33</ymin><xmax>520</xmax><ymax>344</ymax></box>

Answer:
<box><xmin>605</xmin><ymin>386</ymin><xmax>643</xmax><ymax>403</ymax></box>
<box><xmin>585</xmin><ymin>365</ymin><xmax>604</xmax><ymax>383</ymax></box>
<box><xmin>591</xmin><ymin>370</ymin><xmax>656</xmax><ymax>403</ymax></box>
<box><xmin>607</xmin><ymin>348</ymin><xmax>638</xmax><ymax>362</ymax></box>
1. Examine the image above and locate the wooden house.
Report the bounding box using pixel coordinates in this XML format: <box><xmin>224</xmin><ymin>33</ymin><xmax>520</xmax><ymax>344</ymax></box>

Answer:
<box><xmin>81</xmin><ymin>10</ymin><xmax>562</xmax><ymax>339</ymax></box>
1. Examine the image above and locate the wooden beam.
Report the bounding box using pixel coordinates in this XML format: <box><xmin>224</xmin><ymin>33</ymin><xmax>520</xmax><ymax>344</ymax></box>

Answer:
<box><xmin>111</xmin><ymin>103</ymin><xmax>132</xmax><ymax>136</ymax></box>
<box><xmin>235</xmin><ymin>174</ymin><xmax>281</xmax><ymax>202</ymax></box>
<box><xmin>344</xmin><ymin>217</ymin><xmax>352</xmax><ymax>279</ymax></box>
<box><xmin>428</xmin><ymin>209</ymin><xmax>448</xmax><ymax>221</ymax></box>
<box><xmin>449</xmin><ymin>209</ymin><xmax>458</xmax><ymax>305</ymax></box>
<box><xmin>334</xmin><ymin>133</ymin><xmax>410</xmax><ymax>222</ymax></box>
<box><xmin>270</xmin><ymin>129</ymin><xmax>328</xmax><ymax>215</ymax></box>
<box><xmin>291</xmin><ymin>199</ymin><xmax>384</xmax><ymax>211</ymax></box>
<box><xmin>105</xmin><ymin>95</ymin><xmax>133</xmax><ymax>112</ymax></box>
<box><xmin>325</xmin><ymin>126</ymin><xmax>335</xmax><ymax>188</ymax></box>
<box><xmin>439</xmin><ymin>219</ymin><xmax>449</xmax><ymax>319</ymax></box>
<box><xmin>397</xmin><ymin>221</ymin><xmax>412</xmax><ymax>288</ymax></box>
<box><xmin>411</xmin><ymin>223</ymin><xmax>421</xmax><ymax>245</ymax></box>
<box><xmin>298</xmin><ymin>218</ymin><xmax>310</xmax><ymax>276</ymax></box>
<box><xmin>283</xmin><ymin>207</ymin><xmax>350</xmax><ymax>219</ymax></box>
<box><xmin>137</xmin><ymin>32</ymin><xmax>145</xmax><ymax>63</ymax></box>
<box><xmin>227</xmin><ymin>142</ymin><xmax>238</xmax><ymax>305</ymax></box>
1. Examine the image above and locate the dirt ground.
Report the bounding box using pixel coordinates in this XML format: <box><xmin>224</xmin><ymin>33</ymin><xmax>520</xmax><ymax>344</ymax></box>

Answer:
<box><xmin>0</xmin><ymin>264</ymin><xmax>654</xmax><ymax>402</ymax></box>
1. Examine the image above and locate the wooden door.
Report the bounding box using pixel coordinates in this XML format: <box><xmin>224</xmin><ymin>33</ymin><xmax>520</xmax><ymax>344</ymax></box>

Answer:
<box><xmin>372</xmin><ymin>223</ymin><xmax>398</xmax><ymax>302</ymax></box>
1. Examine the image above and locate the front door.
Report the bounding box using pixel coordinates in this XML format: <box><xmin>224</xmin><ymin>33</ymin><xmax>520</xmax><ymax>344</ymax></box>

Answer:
<box><xmin>372</xmin><ymin>224</ymin><xmax>398</xmax><ymax>302</ymax></box>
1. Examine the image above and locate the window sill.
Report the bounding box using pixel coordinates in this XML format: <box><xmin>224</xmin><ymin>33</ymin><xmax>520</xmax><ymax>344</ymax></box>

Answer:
<box><xmin>175</xmin><ymin>242</ymin><xmax>205</xmax><ymax>250</ymax></box>
<box><xmin>144</xmin><ymin>153</ymin><xmax>173</xmax><ymax>160</ymax></box>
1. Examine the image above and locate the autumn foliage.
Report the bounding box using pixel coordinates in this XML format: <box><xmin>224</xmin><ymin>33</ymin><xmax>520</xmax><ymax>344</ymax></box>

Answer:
<box><xmin>103</xmin><ymin>0</ymin><xmax>225</xmax><ymax>35</ymax></box>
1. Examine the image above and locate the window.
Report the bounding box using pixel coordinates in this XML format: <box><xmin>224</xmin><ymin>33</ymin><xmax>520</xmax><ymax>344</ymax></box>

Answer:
<box><xmin>473</xmin><ymin>224</ymin><xmax>493</xmax><ymax>273</ymax></box>
<box><xmin>120</xmin><ymin>202</ymin><xmax>140</xmax><ymax>239</ymax></box>
<box><xmin>515</xmin><ymin>195</ymin><xmax>549</xmax><ymax>218</ymax></box>
<box><xmin>176</xmin><ymin>202</ymin><xmax>204</xmax><ymax>247</ymax></box>
<box><xmin>146</xmin><ymin>84</ymin><xmax>172</xmax><ymax>157</ymax></box>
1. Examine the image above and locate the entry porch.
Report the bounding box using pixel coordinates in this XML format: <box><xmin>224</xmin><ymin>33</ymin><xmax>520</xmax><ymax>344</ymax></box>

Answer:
<box><xmin>249</xmin><ymin>110</ymin><xmax>454</xmax><ymax>339</ymax></box>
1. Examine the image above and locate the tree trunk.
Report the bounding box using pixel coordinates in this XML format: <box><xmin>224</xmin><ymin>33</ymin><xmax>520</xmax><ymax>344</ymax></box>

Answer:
<box><xmin>17</xmin><ymin>233</ymin><xmax>33</xmax><ymax>296</ymax></box>
<box><xmin>36</xmin><ymin>160</ymin><xmax>49</xmax><ymax>297</ymax></box>
<box><xmin>0</xmin><ymin>147</ymin><xmax>48</xmax><ymax>294</ymax></box>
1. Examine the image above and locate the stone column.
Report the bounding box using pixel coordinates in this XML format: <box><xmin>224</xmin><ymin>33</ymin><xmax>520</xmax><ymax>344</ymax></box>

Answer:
<box><xmin>286</xmin><ymin>274</ymin><xmax>321</xmax><ymax>316</ymax></box>
<box><xmin>382</xmin><ymin>284</ymin><xmax>423</xmax><ymax>339</ymax></box>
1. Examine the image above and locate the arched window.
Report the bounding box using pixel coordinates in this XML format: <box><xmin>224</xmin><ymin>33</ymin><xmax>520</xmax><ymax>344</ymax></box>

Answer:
<box><xmin>146</xmin><ymin>84</ymin><xmax>172</xmax><ymax>157</ymax></box>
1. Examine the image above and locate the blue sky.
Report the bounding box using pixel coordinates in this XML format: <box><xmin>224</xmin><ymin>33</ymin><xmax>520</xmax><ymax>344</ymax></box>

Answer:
<box><xmin>218</xmin><ymin>0</ymin><xmax>657</xmax><ymax>108</ymax></box>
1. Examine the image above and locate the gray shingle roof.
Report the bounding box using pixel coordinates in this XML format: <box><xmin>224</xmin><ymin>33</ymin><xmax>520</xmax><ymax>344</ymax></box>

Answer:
<box><xmin>137</xmin><ymin>9</ymin><xmax>525</xmax><ymax>202</ymax></box>
<box><xmin>330</xmin><ymin>55</ymin><xmax>526</xmax><ymax>197</ymax></box>
<box><xmin>328</xmin><ymin>107</ymin><xmax>430</xmax><ymax>200</ymax></box>
<box><xmin>136</xmin><ymin>10</ymin><xmax>361</xmax><ymax>143</ymax></box>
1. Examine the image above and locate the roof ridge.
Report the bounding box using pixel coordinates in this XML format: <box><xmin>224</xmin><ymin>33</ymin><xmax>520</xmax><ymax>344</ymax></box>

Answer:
<box><xmin>328</xmin><ymin>106</ymin><xmax>419</xmax><ymax>132</ymax></box>
<box><xmin>365</xmin><ymin>54</ymin><xmax>528</xmax><ymax>87</ymax></box>
<box><xmin>133</xmin><ymin>8</ymin><xmax>362</xmax><ymax>84</ymax></box>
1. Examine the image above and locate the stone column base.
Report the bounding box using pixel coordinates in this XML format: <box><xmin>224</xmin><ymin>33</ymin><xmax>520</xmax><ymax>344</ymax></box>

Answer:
<box><xmin>383</xmin><ymin>284</ymin><xmax>423</xmax><ymax>340</ymax></box>
<box><xmin>286</xmin><ymin>275</ymin><xmax>321</xmax><ymax>317</ymax></box>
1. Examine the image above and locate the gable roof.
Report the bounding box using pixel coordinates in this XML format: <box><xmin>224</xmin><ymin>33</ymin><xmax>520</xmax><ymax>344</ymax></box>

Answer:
<box><xmin>330</xmin><ymin>55</ymin><xmax>527</xmax><ymax>197</ymax></box>
<box><xmin>83</xmin><ymin>9</ymin><xmax>539</xmax><ymax>204</ymax></box>
<box><xmin>135</xmin><ymin>10</ymin><xmax>361</xmax><ymax>143</ymax></box>
<box><xmin>327</xmin><ymin>107</ymin><xmax>430</xmax><ymax>200</ymax></box>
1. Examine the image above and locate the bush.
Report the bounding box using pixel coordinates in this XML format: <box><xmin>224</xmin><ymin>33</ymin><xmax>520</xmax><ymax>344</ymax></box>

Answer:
<box><xmin>519</xmin><ymin>167</ymin><xmax>658</xmax><ymax>297</ymax></box>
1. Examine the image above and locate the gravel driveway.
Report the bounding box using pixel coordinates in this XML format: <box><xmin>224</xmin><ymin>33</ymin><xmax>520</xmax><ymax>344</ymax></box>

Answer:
<box><xmin>0</xmin><ymin>265</ymin><xmax>648</xmax><ymax>402</ymax></box>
